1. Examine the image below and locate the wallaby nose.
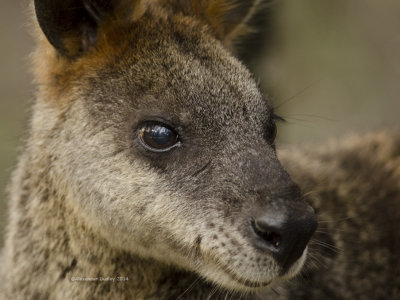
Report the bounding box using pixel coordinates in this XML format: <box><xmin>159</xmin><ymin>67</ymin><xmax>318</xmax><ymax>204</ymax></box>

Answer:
<box><xmin>251</xmin><ymin>208</ymin><xmax>317</xmax><ymax>271</ymax></box>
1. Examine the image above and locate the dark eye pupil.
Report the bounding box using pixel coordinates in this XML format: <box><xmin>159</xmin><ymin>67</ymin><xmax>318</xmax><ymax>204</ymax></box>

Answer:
<box><xmin>139</xmin><ymin>122</ymin><xmax>179</xmax><ymax>152</ymax></box>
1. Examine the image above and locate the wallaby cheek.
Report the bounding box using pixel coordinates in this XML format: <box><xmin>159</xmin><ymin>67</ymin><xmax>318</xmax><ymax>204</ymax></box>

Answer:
<box><xmin>52</xmin><ymin>115</ymin><xmax>199</xmax><ymax>264</ymax></box>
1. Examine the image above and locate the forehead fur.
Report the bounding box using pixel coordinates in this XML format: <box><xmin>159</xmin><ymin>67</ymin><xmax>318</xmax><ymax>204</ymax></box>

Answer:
<box><xmin>33</xmin><ymin>2</ymin><xmax>269</xmax><ymax>120</ymax></box>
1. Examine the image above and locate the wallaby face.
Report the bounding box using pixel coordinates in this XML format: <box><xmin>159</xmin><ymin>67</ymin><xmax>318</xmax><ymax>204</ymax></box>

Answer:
<box><xmin>32</xmin><ymin>0</ymin><xmax>317</xmax><ymax>292</ymax></box>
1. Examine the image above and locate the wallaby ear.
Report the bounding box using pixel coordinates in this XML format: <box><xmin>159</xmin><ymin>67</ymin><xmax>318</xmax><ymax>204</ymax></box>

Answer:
<box><xmin>34</xmin><ymin>0</ymin><xmax>144</xmax><ymax>57</ymax></box>
<box><xmin>180</xmin><ymin>0</ymin><xmax>263</xmax><ymax>48</ymax></box>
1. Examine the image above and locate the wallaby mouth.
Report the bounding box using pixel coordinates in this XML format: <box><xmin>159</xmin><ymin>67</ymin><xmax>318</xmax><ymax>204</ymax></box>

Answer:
<box><xmin>191</xmin><ymin>190</ymin><xmax>317</xmax><ymax>291</ymax></box>
<box><xmin>211</xmin><ymin>258</ymin><xmax>273</xmax><ymax>288</ymax></box>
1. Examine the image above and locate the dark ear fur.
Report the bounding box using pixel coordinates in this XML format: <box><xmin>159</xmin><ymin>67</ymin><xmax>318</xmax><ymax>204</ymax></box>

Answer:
<box><xmin>34</xmin><ymin>0</ymin><xmax>141</xmax><ymax>57</ymax></box>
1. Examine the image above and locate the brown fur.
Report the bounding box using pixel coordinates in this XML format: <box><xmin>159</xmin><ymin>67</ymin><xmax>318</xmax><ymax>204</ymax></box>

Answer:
<box><xmin>278</xmin><ymin>131</ymin><xmax>400</xmax><ymax>299</ymax></box>
<box><xmin>1</xmin><ymin>0</ymin><xmax>399</xmax><ymax>299</ymax></box>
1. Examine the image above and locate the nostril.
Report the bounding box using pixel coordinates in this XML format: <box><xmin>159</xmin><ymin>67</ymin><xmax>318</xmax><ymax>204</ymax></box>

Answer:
<box><xmin>251</xmin><ymin>210</ymin><xmax>317</xmax><ymax>271</ymax></box>
<box><xmin>251</xmin><ymin>219</ymin><xmax>282</xmax><ymax>248</ymax></box>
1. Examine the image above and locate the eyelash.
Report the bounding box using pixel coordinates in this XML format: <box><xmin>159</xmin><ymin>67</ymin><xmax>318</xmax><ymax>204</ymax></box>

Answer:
<box><xmin>272</xmin><ymin>113</ymin><xmax>286</xmax><ymax>123</ymax></box>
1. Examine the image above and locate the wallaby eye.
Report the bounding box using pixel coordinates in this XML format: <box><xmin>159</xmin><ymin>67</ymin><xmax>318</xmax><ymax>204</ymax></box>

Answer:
<box><xmin>265</xmin><ymin>122</ymin><xmax>278</xmax><ymax>144</ymax></box>
<box><xmin>138</xmin><ymin>122</ymin><xmax>180</xmax><ymax>152</ymax></box>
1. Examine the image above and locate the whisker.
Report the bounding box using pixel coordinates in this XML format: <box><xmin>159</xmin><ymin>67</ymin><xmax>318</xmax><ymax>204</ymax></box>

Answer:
<box><xmin>206</xmin><ymin>285</ymin><xmax>218</xmax><ymax>299</ymax></box>
<box><xmin>176</xmin><ymin>277</ymin><xmax>202</xmax><ymax>299</ymax></box>
<box><xmin>304</xmin><ymin>256</ymin><xmax>328</xmax><ymax>272</ymax></box>
<box><xmin>284</xmin><ymin>113</ymin><xmax>337</xmax><ymax>122</ymax></box>
<box><xmin>271</xmin><ymin>287</ymin><xmax>281</xmax><ymax>296</ymax></box>
<box><xmin>302</xmin><ymin>190</ymin><xmax>319</xmax><ymax>198</ymax></box>
<box><xmin>317</xmin><ymin>217</ymin><xmax>354</xmax><ymax>223</ymax></box>
<box><xmin>315</xmin><ymin>229</ymin><xmax>347</xmax><ymax>234</ymax></box>
<box><xmin>310</xmin><ymin>241</ymin><xmax>342</xmax><ymax>254</ymax></box>
<box><xmin>274</xmin><ymin>79</ymin><xmax>323</xmax><ymax>109</ymax></box>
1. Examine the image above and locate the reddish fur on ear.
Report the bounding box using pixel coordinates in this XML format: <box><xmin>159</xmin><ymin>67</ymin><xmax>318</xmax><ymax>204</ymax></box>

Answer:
<box><xmin>165</xmin><ymin>0</ymin><xmax>262</xmax><ymax>49</ymax></box>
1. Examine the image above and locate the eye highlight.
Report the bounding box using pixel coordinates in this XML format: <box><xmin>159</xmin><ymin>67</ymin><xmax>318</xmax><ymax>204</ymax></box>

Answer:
<box><xmin>138</xmin><ymin>122</ymin><xmax>181</xmax><ymax>152</ymax></box>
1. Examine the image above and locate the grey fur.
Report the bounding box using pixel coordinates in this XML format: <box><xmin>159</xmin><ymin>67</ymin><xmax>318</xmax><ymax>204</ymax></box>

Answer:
<box><xmin>0</xmin><ymin>0</ymin><xmax>399</xmax><ymax>299</ymax></box>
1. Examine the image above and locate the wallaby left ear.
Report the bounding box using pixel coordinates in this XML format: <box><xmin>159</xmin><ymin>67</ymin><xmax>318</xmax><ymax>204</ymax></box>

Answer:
<box><xmin>34</xmin><ymin>0</ymin><xmax>144</xmax><ymax>57</ymax></box>
<box><xmin>181</xmin><ymin>0</ymin><xmax>263</xmax><ymax>48</ymax></box>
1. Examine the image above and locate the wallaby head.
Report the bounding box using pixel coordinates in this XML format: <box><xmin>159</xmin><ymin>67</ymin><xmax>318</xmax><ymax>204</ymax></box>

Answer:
<box><xmin>31</xmin><ymin>0</ymin><xmax>317</xmax><ymax>293</ymax></box>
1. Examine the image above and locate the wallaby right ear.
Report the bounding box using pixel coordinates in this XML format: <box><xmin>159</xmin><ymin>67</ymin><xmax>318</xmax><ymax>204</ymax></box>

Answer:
<box><xmin>34</xmin><ymin>0</ymin><xmax>144</xmax><ymax>57</ymax></box>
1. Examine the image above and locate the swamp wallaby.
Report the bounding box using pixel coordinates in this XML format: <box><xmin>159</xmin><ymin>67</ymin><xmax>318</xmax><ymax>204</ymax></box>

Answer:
<box><xmin>0</xmin><ymin>0</ymin><xmax>399</xmax><ymax>299</ymax></box>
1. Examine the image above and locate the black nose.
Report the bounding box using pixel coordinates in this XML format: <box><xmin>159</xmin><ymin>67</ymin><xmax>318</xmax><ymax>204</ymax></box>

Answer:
<box><xmin>251</xmin><ymin>208</ymin><xmax>317</xmax><ymax>271</ymax></box>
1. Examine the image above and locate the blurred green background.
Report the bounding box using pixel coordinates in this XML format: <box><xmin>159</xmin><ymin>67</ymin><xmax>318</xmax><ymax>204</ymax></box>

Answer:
<box><xmin>0</xmin><ymin>0</ymin><xmax>399</xmax><ymax>246</ymax></box>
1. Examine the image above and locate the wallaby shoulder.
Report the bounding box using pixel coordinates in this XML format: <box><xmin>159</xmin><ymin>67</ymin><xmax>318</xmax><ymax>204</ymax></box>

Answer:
<box><xmin>278</xmin><ymin>131</ymin><xmax>400</xmax><ymax>299</ymax></box>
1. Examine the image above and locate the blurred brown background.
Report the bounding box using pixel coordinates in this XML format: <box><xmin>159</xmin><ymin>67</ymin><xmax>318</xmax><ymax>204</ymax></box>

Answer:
<box><xmin>1</xmin><ymin>0</ymin><xmax>33</xmax><ymax>245</ymax></box>
<box><xmin>0</xmin><ymin>0</ymin><xmax>399</xmax><ymax>246</ymax></box>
